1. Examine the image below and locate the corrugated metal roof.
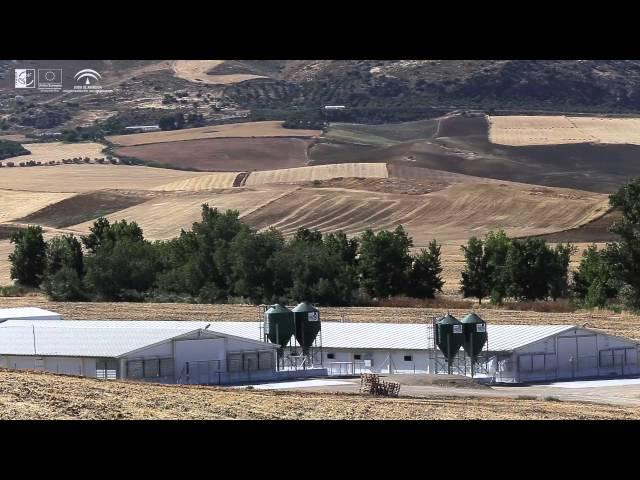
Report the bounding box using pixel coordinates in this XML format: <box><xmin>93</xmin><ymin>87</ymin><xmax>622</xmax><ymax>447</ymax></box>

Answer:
<box><xmin>0</xmin><ymin>320</ymin><xmax>577</xmax><ymax>352</ymax></box>
<box><xmin>0</xmin><ymin>325</ymin><xmax>205</xmax><ymax>357</ymax></box>
<box><xmin>0</xmin><ymin>307</ymin><xmax>62</xmax><ymax>321</ymax></box>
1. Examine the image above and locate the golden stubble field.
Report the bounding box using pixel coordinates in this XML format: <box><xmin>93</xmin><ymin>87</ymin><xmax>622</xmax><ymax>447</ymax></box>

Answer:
<box><xmin>488</xmin><ymin>115</ymin><xmax>640</xmax><ymax>146</ymax></box>
<box><xmin>18</xmin><ymin>142</ymin><xmax>106</xmax><ymax>163</ymax></box>
<box><xmin>1</xmin><ymin>368</ymin><xmax>638</xmax><ymax>420</ymax></box>
<box><xmin>0</xmin><ymin>164</ymin><xmax>207</xmax><ymax>193</ymax></box>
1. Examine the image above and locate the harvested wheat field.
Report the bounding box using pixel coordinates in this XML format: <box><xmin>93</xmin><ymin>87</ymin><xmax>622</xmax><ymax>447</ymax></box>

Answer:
<box><xmin>107</xmin><ymin>121</ymin><xmax>320</xmax><ymax>146</ymax></box>
<box><xmin>152</xmin><ymin>172</ymin><xmax>243</xmax><ymax>191</ymax></box>
<box><xmin>68</xmin><ymin>186</ymin><xmax>297</xmax><ymax>240</ymax></box>
<box><xmin>489</xmin><ymin>115</ymin><xmax>640</xmax><ymax>146</ymax></box>
<box><xmin>0</xmin><ymin>190</ymin><xmax>75</xmax><ymax>223</ymax></box>
<box><xmin>1</xmin><ymin>369</ymin><xmax>639</xmax><ymax>419</ymax></box>
<box><xmin>243</xmin><ymin>183</ymin><xmax>608</xmax><ymax>245</ymax></box>
<box><xmin>244</xmin><ymin>163</ymin><xmax>389</xmax><ymax>186</ymax></box>
<box><xmin>17</xmin><ymin>142</ymin><xmax>106</xmax><ymax>163</ymax></box>
<box><xmin>15</xmin><ymin>190</ymin><xmax>158</xmax><ymax>229</ymax></box>
<box><xmin>172</xmin><ymin>60</ymin><xmax>267</xmax><ymax>86</ymax></box>
<box><xmin>0</xmin><ymin>165</ymin><xmax>206</xmax><ymax>193</ymax></box>
<box><xmin>0</xmin><ymin>240</ymin><xmax>12</xmax><ymax>284</ymax></box>
<box><xmin>115</xmin><ymin>137</ymin><xmax>312</xmax><ymax>172</ymax></box>
<box><xmin>568</xmin><ymin>117</ymin><xmax>640</xmax><ymax>144</ymax></box>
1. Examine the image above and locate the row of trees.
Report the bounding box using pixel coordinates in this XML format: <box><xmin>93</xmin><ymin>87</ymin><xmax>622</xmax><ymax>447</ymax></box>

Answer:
<box><xmin>459</xmin><ymin>231</ymin><xmax>574</xmax><ymax>304</ymax></box>
<box><xmin>459</xmin><ymin>176</ymin><xmax>640</xmax><ymax>311</ymax></box>
<box><xmin>8</xmin><ymin>206</ymin><xmax>444</xmax><ymax>305</ymax></box>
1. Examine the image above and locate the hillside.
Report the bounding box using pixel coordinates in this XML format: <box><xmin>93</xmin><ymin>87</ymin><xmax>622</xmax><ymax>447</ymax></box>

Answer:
<box><xmin>6</xmin><ymin>61</ymin><xmax>640</xmax><ymax>136</ymax></box>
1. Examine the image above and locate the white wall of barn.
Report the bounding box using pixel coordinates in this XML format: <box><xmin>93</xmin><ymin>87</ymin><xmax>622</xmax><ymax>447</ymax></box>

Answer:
<box><xmin>0</xmin><ymin>355</ymin><xmax>96</xmax><ymax>377</ymax></box>
<box><xmin>303</xmin><ymin>348</ymin><xmax>433</xmax><ymax>374</ymax></box>
<box><xmin>512</xmin><ymin>328</ymin><xmax>640</xmax><ymax>382</ymax></box>
<box><xmin>122</xmin><ymin>333</ymin><xmax>278</xmax><ymax>384</ymax></box>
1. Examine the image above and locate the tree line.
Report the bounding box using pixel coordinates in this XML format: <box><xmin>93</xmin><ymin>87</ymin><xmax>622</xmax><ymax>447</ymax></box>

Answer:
<box><xmin>8</xmin><ymin>205</ymin><xmax>443</xmax><ymax>305</ymax></box>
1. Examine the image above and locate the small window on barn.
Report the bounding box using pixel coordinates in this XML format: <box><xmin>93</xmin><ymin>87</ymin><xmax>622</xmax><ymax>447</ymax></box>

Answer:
<box><xmin>159</xmin><ymin>358</ymin><xmax>174</xmax><ymax>377</ymax></box>
<box><xmin>144</xmin><ymin>359</ymin><xmax>159</xmax><ymax>378</ymax></box>
<box><xmin>404</xmin><ymin>355</ymin><xmax>413</xmax><ymax>362</ymax></box>
<box><xmin>354</xmin><ymin>354</ymin><xmax>362</xmax><ymax>360</ymax></box>
<box><xmin>327</xmin><ymin>353</ymin><xmax>335</xmax><ymax>360</ymax></box>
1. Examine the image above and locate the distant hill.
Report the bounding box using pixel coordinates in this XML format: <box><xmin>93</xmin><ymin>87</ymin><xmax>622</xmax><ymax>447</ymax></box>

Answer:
<box><xmin>222</xmin><ymin>60</ymin><xmax>640</xmax><ymax>113</ymax></box>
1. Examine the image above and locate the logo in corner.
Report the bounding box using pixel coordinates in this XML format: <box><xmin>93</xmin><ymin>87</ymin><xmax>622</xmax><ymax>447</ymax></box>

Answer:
<box><xmin>15</xmin><ymin>69</ymin><xmax>36</xmax><ymax>89</ymax></box>
<box><xmin>74</xmin><ymin>69</ymin><xmax>102</xmax><ymax>85</ymax></box>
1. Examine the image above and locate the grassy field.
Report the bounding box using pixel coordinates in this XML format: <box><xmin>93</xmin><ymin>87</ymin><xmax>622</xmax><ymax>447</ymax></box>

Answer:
<box><xmin>107</xmin><ymin>121</ymin><xmax>320</xmax><ymax>146</ymax></box>
<box><xmin>1</xmin><ymin>368</ymin><xmax>639</xmax><ymax>419</ymax></box>
<box><xmin>325</xmin><ymin>119</ymin><xmax>439</xmax><ymax>146</ymax></box>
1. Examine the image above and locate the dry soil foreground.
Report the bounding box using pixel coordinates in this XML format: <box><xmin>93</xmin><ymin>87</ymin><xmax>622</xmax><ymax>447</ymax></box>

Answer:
<box><xmin>0</xmin><ymin>369</ymin><xmax>638</xmax><ymax>420</ymax></box>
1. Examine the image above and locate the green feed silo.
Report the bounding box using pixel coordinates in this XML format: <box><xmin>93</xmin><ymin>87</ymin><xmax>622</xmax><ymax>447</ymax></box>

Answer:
<box><xmin>435</xmin><ymin>314</ymin><xmax>464</xmax><ymax>374</ymax></box>
<box><xmin>461</xmin><ymin>313</ymin><xmax>488</xmax><ymax>377</ymax></box>
<box><xmin>264</xmin><ymin>304</ymin><xmax>295</xmax><ymax>352</ymax></box>
<box><xmin>292</xmin><ymin>302</ymin><xmax>321</xmax><ymax>355</ymax></box>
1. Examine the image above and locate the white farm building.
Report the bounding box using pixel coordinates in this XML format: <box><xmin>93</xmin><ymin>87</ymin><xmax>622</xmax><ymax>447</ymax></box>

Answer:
<box><xmin>0</xmin><ymin>307</ymin><xmax>61</xmax><ymax>322</ymax></box>
<box><xmin>0</xmin><ymin>314</ymin><xmax>638</xmax><ymax>385</ymax></box>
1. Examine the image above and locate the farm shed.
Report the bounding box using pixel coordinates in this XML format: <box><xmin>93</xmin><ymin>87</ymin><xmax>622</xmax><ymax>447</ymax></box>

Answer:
<box><xmin>87</xmin><ymin>321</ymin><xmax>637</xmax><ymax>383</ymax></box>
<box><xmin>3</xmin><ymin>318</ymin><xmax>639</xmax><ymax>384</ymax></box>
<box><xmin>0</xmin><ymin>307</ymin><xmax>62</xmax><ymax>322</ymax></box>
<box><xmin>0</xmin><ymin>321</ymin><xmax>282</xmax><ymax>385</ymax></box>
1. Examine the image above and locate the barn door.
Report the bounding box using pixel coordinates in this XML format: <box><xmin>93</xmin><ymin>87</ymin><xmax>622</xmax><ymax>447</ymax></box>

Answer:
<box><xmin>557</xmin><ymin>337</ymin><xmax>578</xmax><ymax>379</ymax></box>
<box><xmin>576</xmin><ymin>335</ymin><xmax>598</xmax><ymax>378</ymax></box>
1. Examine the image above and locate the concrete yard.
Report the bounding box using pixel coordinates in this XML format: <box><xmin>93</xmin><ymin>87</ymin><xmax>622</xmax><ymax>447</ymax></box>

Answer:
<box><xmin>266</xmin><ymin>374</ymin><xmax>640</xmax><ymax>408</ymax></box>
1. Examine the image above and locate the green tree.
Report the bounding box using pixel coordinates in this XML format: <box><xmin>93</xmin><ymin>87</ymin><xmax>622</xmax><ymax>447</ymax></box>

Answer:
<box><xmin>9</xmin><ymin>225</ymin><xmax>46</xmax><ymax>287</ymax></box>
<box><xmin>573</xmin><ymin>244</ymin><xmax>618</xmax><ymax>308</ymax></box>
<box><xmin>483</xmin><ymin>230</ymin><xmax>511</xmax><ymax>304</ymax></box>
<box><xmin>45</xmin><ymin>234</ymin><xmax>84</xmax><ymax>278</ymax></box>
<box><xmin>505</xmin><ymin>238</ymin><xmax>555</xmax><ymax>301</ymax></box>
<box><xmin>607</xmin><ymin>178</ymin><xmax>640</xmax><ymax>309</ymax></box>
<box><xmin>228</xmin><ymin>228</ymin><xmax>285</xmax><ymax>303</ymax></box>
<box><xmin>45</xmin><ymin>267</ymin><xmax>85</xmax><ymax>301</ymax></box>
<box><xmin>548</xmin><ymin>243</ymin><xmax>577</xmax><ymax>301</ymax></box>
<box><xmin>358</xmin><ymin>226</ymin><xmax>413</xmax><ymax>299</ymax></box>
<box><xmin>460</xmin><ymin>236</ymin><xmax>490</xmax><ymax>304</ymax></box>
<box><xmin>407</xmin><ymin>240</ymin><xmax>443</xmax><ymax>298</ymax></box>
